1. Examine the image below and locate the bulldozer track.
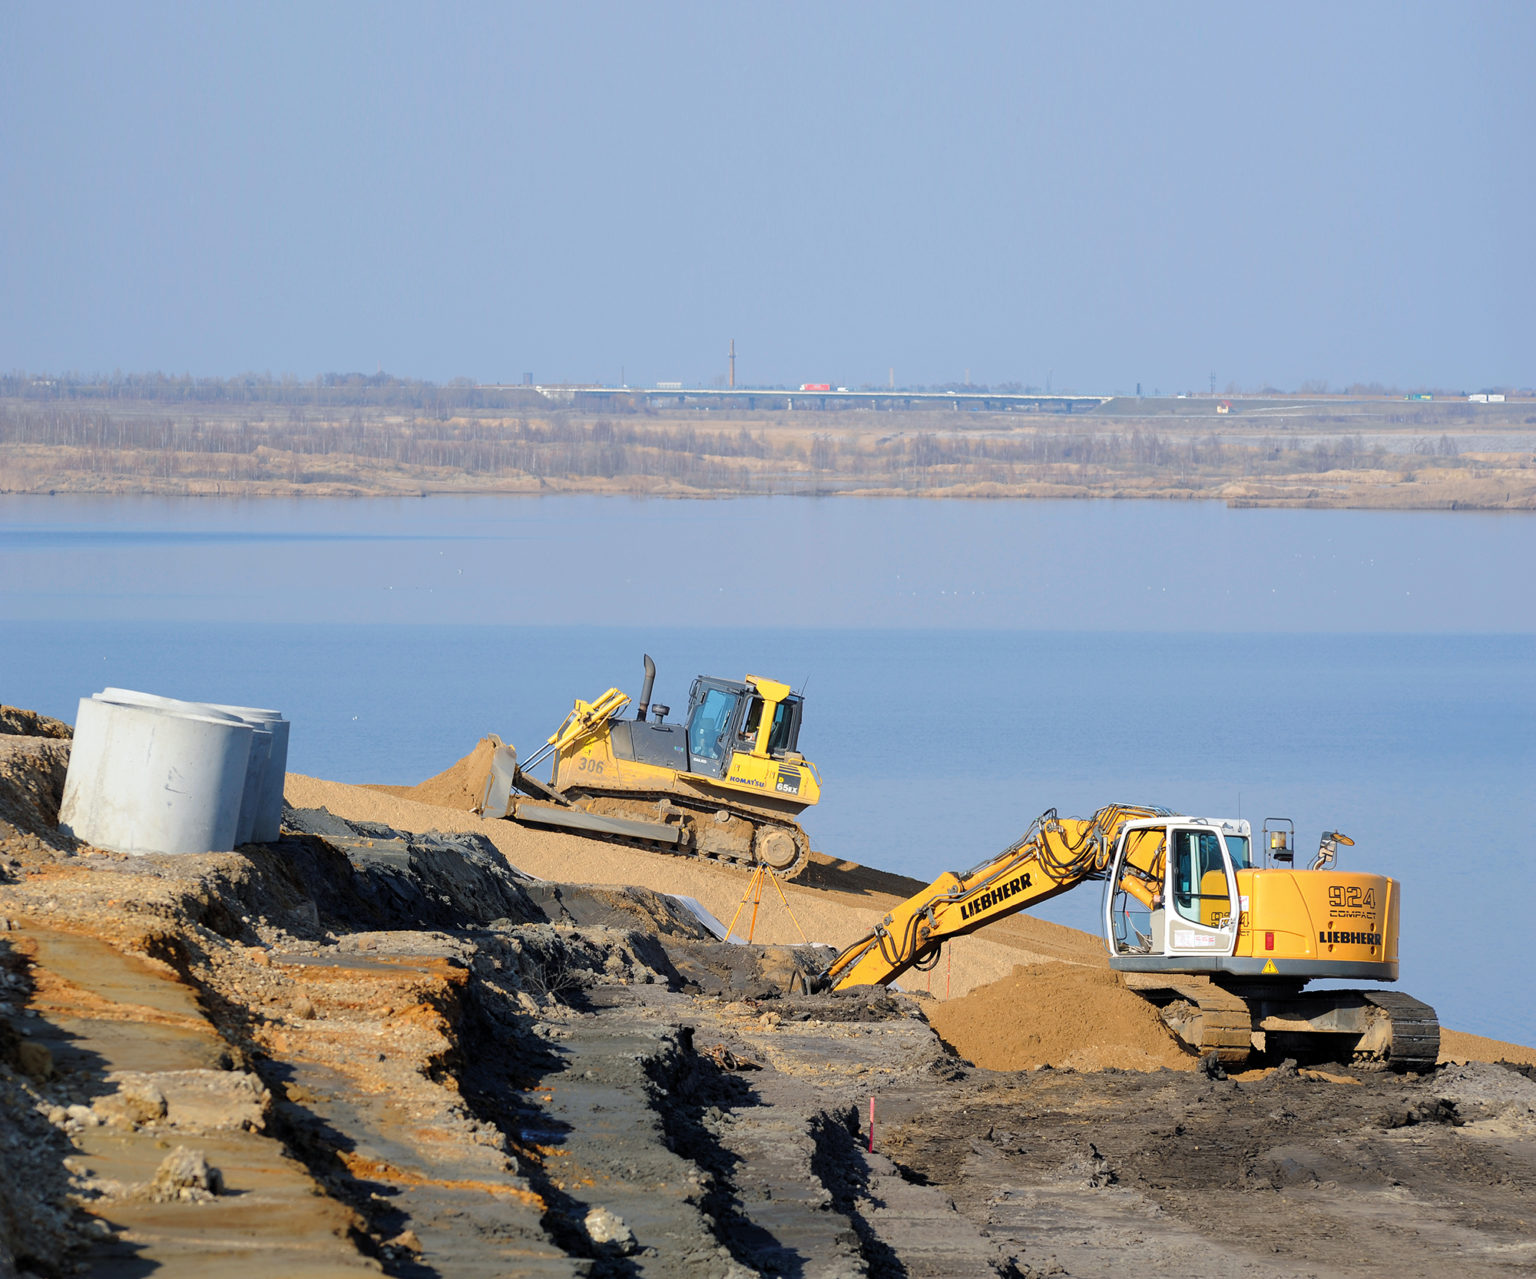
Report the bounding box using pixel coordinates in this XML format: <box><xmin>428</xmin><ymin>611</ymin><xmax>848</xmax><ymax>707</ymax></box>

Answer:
<box><xmin>562</xmin><ymin>790</ymin><xmax>812</xmax><ymax>881</ymax></box>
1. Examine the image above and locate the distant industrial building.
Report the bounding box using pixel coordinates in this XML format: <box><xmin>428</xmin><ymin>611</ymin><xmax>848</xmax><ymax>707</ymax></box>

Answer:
<box><xmin>515</xmin><ymin>385</ymin><xmax>1112</xmax><ymax>413</ymax></box>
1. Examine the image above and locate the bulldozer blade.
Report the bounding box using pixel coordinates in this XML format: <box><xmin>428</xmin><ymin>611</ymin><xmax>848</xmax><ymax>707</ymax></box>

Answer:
<box><xmin>509</xmin><ymin>799</ymin><xmax>685</xmax><ymax>845</ymax></box>
<box><xmin>477</xmin><ymin>743</ymin><xmax>520</xmax><ymax>818</ymax></box>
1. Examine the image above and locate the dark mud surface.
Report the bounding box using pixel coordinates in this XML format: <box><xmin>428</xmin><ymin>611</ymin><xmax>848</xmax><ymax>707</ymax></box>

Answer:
<box><xmin>878</xmin><ymin>1063</ymin><xmax>1536</xmax><ymax>1278</ymax></box>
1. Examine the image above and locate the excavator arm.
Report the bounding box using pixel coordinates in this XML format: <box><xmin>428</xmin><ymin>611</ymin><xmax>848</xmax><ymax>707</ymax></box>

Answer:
<box><xmin>822</xmin><ymin>804</ymin><xmax>1168</xmax><ymax>990</ymax></box>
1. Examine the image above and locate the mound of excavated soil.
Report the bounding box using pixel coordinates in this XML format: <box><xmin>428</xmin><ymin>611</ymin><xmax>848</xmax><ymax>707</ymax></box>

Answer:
<box><xmin>0</xmin><ymin>736</ymin><xmax>72</xmax><ymax>850</ymax></box>
<box><xmin>927</xmin><ymin>962</ymin><xmax>1196</xmax><ymax>1072</ymax></box>
<box><xmin>1440</xmin><ymin>1029</ymin><xmax>1536</xmax><ymax>1069</ymax></box>
<box><xmin>0</xmin><ymin>706</ymin><xmax>72</xmax><ymax>739</ymax></box>
<box><xmin>372</xmin><ymin>734</ymin><xmax>503</xmax><ymax>811</ymax></box>
<box><xmin>287</xmin><ymin>767</ymin><xmax>1102</xmax><ymax>1001</ymax></box>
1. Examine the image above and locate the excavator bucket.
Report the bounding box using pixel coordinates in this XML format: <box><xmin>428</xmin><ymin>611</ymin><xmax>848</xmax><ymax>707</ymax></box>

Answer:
<box><xmin>476</xmin><ymin>743</ymin><xmax>520</xmax><ymax>818</ymax></box>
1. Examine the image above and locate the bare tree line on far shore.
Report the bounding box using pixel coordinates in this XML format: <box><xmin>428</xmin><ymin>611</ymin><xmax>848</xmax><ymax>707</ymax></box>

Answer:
<box><xmin>0</xmin><ymin>403</ymin><xmax>1488</xmax><ymax>495</ymax></box>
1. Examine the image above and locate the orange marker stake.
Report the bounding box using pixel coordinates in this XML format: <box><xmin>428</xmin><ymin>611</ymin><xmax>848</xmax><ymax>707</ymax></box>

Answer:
<box><xmin>868</xmin><ymin>1096</ymin><xmax>875</xmax><ymax>1152</ymax></box>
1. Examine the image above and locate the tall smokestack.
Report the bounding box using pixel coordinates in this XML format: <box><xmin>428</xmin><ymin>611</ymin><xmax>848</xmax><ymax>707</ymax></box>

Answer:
<box><xmin>635</xmin><ymin>654</ymin><xmax>656</xmax><ymax>720</ymax></box>
<box><xmin>729</xmin><ymin>339</ymin><xmax>736</xmax><ymax>389</ymax></box>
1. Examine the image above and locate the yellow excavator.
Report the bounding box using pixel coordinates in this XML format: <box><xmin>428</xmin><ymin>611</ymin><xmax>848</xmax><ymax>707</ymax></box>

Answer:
<box><xmin>822</xmin><ymin>804</ymin><xmax>1439</xmax><ymax>1071</ymax></box>
<box><xmin>476</xmin><ymin>655</ymin><xmax>821</xmax><ymax>879</ymax></box>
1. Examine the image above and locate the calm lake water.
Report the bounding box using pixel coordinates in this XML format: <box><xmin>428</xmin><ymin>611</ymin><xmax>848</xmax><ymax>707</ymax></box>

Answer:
<box><xmin>2</xmin><ymin>495</ymin><xmax>1532</xmax><ymax>1042</ymax></box>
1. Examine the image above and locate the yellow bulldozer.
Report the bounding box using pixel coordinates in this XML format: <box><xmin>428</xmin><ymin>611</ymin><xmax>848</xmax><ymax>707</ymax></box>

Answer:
<box><xmin>476</xmin><ymin>655</ymin><xmax>821</xmax><ymax>879</ymax></box>
<box><xmin>821</xmin><ymin>804</ymin><xmax>1439</xmax><ymax>1071</ymax></box>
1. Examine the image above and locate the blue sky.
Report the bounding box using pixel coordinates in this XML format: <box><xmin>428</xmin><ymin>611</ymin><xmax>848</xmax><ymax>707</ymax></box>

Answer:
<box><xmin>2</xmin><ymin>2</ymin><xmax>1530</xmax><ymax>392</ymax></box>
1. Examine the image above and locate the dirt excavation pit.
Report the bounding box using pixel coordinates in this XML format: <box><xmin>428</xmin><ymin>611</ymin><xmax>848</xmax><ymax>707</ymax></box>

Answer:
<box><xmin>928</xmin><ymin>961</ymin><xmax>1197</xmax><ymax>1072</ymax></box>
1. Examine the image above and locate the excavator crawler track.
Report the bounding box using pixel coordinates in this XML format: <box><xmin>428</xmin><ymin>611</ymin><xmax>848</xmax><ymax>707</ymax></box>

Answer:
<box><xmin>1122</xmin><ymin>975</ymin><xmax>1254</xmax><ymax>1067</ymax></box>
<box><xmin>1359</xmin><ymin>991</ymin><xmax>1440</xmax><ymax>1072</ymax></box>
<box><xmin>1238</xmin><ymin>984</ymin><xmax>1440</xmax><ymax>1074</ymax></box>
<box><xmin>1123</xmin><ymin>975</ymin><xmax>1440</xmax><ymax>1073</ymax></box>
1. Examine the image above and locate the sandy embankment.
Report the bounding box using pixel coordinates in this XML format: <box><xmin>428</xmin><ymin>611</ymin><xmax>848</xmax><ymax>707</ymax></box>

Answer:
<box><xmin>284</xmin><ymin>776</ymin><xmax>1098</xmax><ymax>1005</ymax></box>
<box><xmin>287</xmin><ymin>739</ymin><xmax>1536</xmax><ymax>1070</ymax></box>
<box><xmin>296</xmin><ymin>735</ymin><xmax>1105</xmax><ymax>1001</ymax></box>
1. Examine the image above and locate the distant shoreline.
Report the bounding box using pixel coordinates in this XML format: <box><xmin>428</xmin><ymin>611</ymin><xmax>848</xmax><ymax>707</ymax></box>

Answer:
<box><xmin>3</xmin><ymin>398</ymin><xmax>1533</xmax><ymax>511</ymax></box>
<box><xmin>2</xmin><ymin>479</ymin><xmax>1532</xmax><ymax>512</ymax></box>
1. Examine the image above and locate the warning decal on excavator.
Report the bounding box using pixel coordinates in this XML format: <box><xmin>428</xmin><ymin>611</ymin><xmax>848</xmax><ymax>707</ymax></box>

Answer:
<box><xmin>1262</xmin><ymin>960</ymin><xmax>1278</xmax><ymax>974</ymax></box>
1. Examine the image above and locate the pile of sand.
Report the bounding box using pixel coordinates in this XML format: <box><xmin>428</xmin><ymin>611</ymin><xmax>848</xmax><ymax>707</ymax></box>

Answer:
<box><xmin>927</xmin><ymin>962</ymin><xmax>1196</xmax><ymax>1072</ymax></box>
<box><xmin>1440</xmin><ymin>1030</ymin><xmax>1536</xmax><ymax>1069</ymax></box>
<box><xmin>371</xmin><ymin>735</ymin><xmax>503</xmax><ymax>811</ymax></box>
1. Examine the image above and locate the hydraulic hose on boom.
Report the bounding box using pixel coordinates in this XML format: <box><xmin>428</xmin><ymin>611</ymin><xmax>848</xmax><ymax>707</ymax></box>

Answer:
<box><xmin>821</xmin><ymin>804</ymin><xmax>1168</xmax><ymax>991</ymax></box>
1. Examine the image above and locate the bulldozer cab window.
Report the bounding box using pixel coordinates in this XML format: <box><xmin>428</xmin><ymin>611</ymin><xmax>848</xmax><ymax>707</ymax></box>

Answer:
<box><xmin>1171</xmin><ymin>829</ymin><xmax>1231</xmax><ymax>926</ymax></box>
<box><xmin>740</xmin><ymin>697</ymin><xmax>763</xmax><ymax>746</ymax></box>
<box><xmin>741</xmin><ymin>696</ymin><xmax>802</xmax><ymax>757</ymax></box>
<box><xmin>772</xmin><ymin>697</ymin><xmax>802</xmax><ymax>755</ymax></box>
<box><xmin>688</xmin><ymin>687</ymin><xmax>740</xmax><ymax>766</ymax></box>
<box><xmin>1225</xmin><ymin>834</ymin><xmax>1252</xmax><ymax>869</ymax></box>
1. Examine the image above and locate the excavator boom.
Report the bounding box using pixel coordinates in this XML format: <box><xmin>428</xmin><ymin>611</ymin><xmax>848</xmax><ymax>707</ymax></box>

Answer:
<box><xmin>823</xmin><ymin>804</ymin><xmax>1167</xmax><ymax>990</ymax></box>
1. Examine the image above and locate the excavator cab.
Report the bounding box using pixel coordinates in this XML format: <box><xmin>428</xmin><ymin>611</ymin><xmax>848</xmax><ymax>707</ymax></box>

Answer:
<box><xmin>1106</xmin><ymin>818</ymin><xmax>1249</xmax><ymax>961</ymax></box>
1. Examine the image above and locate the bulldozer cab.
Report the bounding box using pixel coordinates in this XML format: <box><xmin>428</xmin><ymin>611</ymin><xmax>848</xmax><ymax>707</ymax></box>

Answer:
<box><xmin>1105</xmin><ymin>818</ymin><xmax>1249</xmax><ymax>961</ymax></box>
<box><xmin>685</xmin><ymin>677</ymin><xmax>802</xmax><ymax>779</ymax></box>
<box><xmin>741</xmin><ymin>690</ymin><xmax>802</xmax><ymax>755</ymax></box>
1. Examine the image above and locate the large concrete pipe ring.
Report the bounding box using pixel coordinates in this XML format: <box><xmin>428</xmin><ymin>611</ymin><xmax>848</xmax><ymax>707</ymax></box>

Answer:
<box><xmin>98</xmin><ymin>690</ymin><xmax>288</xmax><ymax>845</ymax></box>
<box><xmin>97</xmin><ymin>690</ymin><xmax>270</xmax><ymax>845</ymax></box>
<box><xmin>59</xmin><ymin>697</ymin><xmax>254</xmax><ymax>856</ymax></box>
<box><xmin>207</xmin><ymin>703</ymin><xmax>289</xmax><ymax>843</ymax></box>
